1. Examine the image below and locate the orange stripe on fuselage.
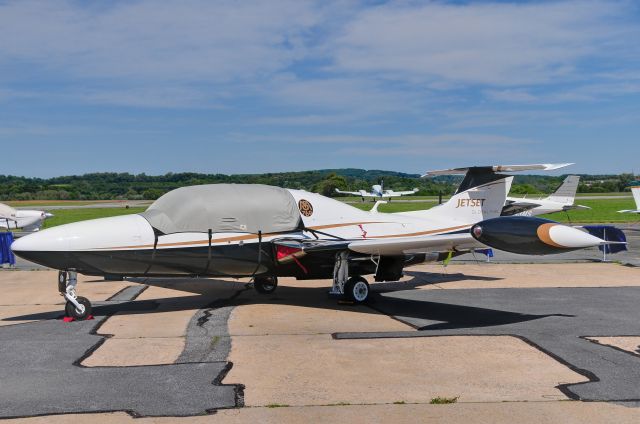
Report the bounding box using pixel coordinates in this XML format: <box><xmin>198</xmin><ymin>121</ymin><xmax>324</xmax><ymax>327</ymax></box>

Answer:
<box><xmin>91</xmin><ymin>221</ymin><xmax>470</xmax><ymax>250</ymax></box>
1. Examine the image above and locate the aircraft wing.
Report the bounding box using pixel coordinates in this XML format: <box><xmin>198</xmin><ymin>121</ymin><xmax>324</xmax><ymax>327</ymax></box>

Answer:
<box><xmin>335</xmin><ymin>189</ymin><xmax>375</xmax><ymax>197</ymax></box>
<box><xmin>385</xmin><ymin>189</ymin><xmax>419</xmax><ymax>196</ymax></box>
<box><xmin>563</xmin><ymin>204</ymin><xmax>591</xmax><ymax>211</ymax></box>
<box><xmin>347</xmin><ymin>233</ymin><xmax>479</xmax><ymax>255</ymax></box>
<box><xmin>423</xmin><ymin>163</ymin><xmax>573</xmax><ymax>177</ymax></box>
<box><xmin>274</xmin><ymin>232</ymin><xmax>479</xmax><ymax>259</ymax></box>
<box><xmin>501</xmin><ymin>200</ymin><xmax>541</xmax><ymax>216</ymax></box>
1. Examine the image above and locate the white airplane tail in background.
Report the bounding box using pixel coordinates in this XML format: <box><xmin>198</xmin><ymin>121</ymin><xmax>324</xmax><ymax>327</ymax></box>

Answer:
<box><xmin>547</xmin><ymin>175</ymin><xmax>580</xmax><ymax>204</ymax></box>
<box><xmin>632</xmin><ymin>185</ymin><xmax>640</xmax><ymax>209</ymax></box>
<box><xmin>619</xmin><ymin>183</ymin><xmax>640</xmax><ymax>214</ymax></box>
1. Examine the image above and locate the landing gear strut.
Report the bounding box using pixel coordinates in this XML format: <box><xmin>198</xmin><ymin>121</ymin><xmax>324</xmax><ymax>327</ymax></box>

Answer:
<box><xmin>254</xmin><ymin>275</ymin><xmax>278</xmax><ymax>294</ymax></box>
<box><xmin>331</xmin><ymin>251</ymin><xmax>370</xmax><ymax>303</ymax></box>
<box><xmin>58</xmin><ymin>270</ymin><xmax>92</xmax><ymax>320</ymax></box>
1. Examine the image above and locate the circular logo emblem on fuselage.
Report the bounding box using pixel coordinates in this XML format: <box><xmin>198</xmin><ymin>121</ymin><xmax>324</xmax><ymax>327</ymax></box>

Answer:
<box><xmin>298</xmin><ymin>199</ymin><xmax>314</xmax><ymax>217</ymax></box>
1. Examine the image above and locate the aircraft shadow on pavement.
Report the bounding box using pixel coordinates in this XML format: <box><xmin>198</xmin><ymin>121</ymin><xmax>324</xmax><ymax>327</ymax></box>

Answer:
<box><xmin>4</xmin><ymin>274</ymin><xmax>557</xmax><ymax>330</ymax></box>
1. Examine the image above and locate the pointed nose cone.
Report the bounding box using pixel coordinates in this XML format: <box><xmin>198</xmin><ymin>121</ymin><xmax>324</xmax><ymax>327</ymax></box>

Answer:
<box><xmin>12</xmin><ymin>225</ymin><xmax>69</xmax><ymax>252</ymax></box>
<box><xmin>11</xmin><ymin>214</ymin><xmax>155</xmax><ymax>271</ymax></box>
<box><xmin>11</xmin><ymin>225</ymin><xmax>71</xmax><ymax>269</ymax></box>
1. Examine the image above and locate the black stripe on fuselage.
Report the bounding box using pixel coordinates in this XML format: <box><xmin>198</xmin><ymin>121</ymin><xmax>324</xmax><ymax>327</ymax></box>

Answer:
<box><xmin>15</xmin><ymin>243</ymin><xmax>273</xmax><ymax>278</ymax></box>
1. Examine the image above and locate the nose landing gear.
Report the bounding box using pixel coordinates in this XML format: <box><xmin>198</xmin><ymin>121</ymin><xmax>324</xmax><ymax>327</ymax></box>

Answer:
<box><xmin>58</xmin><ymin>271</ymin><xmax>92</xmax><ymax>320</ymax></box>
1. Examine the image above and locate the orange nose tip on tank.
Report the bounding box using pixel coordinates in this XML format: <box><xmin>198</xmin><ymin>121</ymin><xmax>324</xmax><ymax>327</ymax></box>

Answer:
<box><xmin>471</xmin><ymin>216</ymin><xmax>607</xmax><ymax>255</ymax></box>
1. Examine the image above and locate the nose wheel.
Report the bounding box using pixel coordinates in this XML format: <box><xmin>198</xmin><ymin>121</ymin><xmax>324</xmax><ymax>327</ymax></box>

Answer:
<box><xmin>58</xmin><ymin>271</ymin><xmax>93</xmax><ymax>320</ymax></box>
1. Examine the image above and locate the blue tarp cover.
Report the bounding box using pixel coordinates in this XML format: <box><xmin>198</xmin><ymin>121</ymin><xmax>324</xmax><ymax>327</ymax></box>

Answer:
<box><xmin>477</xmin><ymin>248</ymin><xmax>494</xmax><ymax>258</ymax></box>
<box><xmin>583</xmin><ymin>226</ymin><xmax>627</xmax><ymax>254</ymax></box>
<box><xmin>0</xmin><ymin>232</ymin><xmax>15</xmax><ymax>265</ymax></box>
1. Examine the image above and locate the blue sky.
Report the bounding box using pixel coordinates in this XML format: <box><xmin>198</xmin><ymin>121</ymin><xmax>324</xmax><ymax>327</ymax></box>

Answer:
<box><xmin>1</xmin><ymin>0</ymin><xmax>639</xmax><ymax>177</ymax></box>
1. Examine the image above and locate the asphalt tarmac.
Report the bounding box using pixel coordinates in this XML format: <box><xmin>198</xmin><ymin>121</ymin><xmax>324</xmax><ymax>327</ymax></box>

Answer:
<box><xmin>1</xmin><ymin>224</ymin><xmax>639</xmax><ymax>420</ymax></box>
<box><xmin>0</xmin><ymin>286</ymin><xmax>240</xmax><ymax>418</ymax></box>
<box><xmin>339</xmin><ymin>286</ymin><xmax>640</xmax><ymax>404</ymax></box>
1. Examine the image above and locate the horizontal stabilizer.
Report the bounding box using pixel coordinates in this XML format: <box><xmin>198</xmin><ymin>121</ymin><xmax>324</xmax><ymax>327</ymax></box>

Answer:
<box><xmin>501</xmin><ymin>200</ymin><xmax>541</xmax><ymax>216</ymax></box>
<box><xmin>563</xmin><ymin>204</ymin><xmax>591</xmax><ymax>211</ymax></box>
<box><xmin>423</xmin><ymin>163</ymin><xmax>573</xmax><ymax>177</ymax></box>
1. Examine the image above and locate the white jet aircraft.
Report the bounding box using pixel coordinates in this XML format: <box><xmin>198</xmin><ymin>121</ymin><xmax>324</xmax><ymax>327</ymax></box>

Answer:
<box><xmin>12</xmin><ymin>164</ymin><xmax>610</xmax><ymax>320</ymax></box>
<box><xmin>0</xmin><ymin>203</ymin><xmax>53</xmax><ymax>232</ymax></box>
<box><xmin>502</xmin><ymin>175</ymin><xmax>590</xmax><ymax>216</ymax></box>
<box><xmin>618</xmin><ymin>181</ymin><xmax>640</xmax><ymax>214</ymax></box>
<box><xmin>336</xmin><ymin>180</ymin><xmax>418</xmax><ymax>201</ymax></box>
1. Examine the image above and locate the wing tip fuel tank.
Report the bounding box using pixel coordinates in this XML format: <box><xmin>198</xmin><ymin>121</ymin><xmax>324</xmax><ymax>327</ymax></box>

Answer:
<box><xmin>471</xmin><ymin>216</ymin><xmax>607</xmax><ymax>255</ymax></box>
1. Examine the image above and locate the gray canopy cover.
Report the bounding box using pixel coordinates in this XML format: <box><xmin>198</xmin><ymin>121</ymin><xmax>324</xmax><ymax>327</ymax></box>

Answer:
<box><xmin>139</xmin><ymin>184</ymin><xmax>302</xmax><ymax>235</ymax></box>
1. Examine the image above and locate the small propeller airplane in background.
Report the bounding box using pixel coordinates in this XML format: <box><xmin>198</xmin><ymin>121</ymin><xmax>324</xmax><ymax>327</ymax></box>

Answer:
<box><xmin>0</xmin><ymin>202</ymin><xmax>53</xmax><ymax>232</ymax></box>
<box><xmin>11</xmin><ymin>163</ymin><xmax>616</xmax><ymax>321</ymax></box>
<box><xmin>336</xmin><ymin>180</ymin><xmax>418</xmax><ymax>201</ymax></box>
<box><xmin>618</xmin><ymin>181</ymin><xmax>640</xmax><ymax>214</ymax></box>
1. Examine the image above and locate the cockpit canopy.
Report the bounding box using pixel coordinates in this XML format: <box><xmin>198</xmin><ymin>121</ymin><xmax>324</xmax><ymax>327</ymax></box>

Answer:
<box><xmin>139</xmin><ymin>184</ymin><xmax>302</xmax><ymax>235</ymax></box>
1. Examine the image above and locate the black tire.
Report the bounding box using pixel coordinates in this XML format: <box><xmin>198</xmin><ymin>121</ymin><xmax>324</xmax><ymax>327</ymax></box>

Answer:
<box><xmin>65</xmin><ymin>296</ymin><xmax>92</xmax><ymax>320</ymax></box>
<box><xmin>344</xmin><ymin>276</ymin><xmax>370</xmax><ymax>303</ymax></box>
<box><xmin>254</xmin><ymin>276</ymin><xmax>278</xmax><ymax>294</ymax></box>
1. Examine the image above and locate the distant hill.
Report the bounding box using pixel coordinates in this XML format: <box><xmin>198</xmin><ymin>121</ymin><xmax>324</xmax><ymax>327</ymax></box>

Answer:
<box><xmin>318</xmin><ymin>168</ymin><xmax>421</xmax><ymax>179</ymax></box>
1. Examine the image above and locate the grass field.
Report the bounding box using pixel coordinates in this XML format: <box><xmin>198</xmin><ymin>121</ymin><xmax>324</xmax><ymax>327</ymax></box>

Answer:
<box><xmin>348</xmin><ymin>198</ymin><xmax>639</xmax><ymax>223</ymax></box>
<box><xmin>2</xmin><ymin>196</ymin><xmax>637</xmax><ymax>231</ymax></box>
<box><xmin>5</xmin><ymin>200</ymin><xmax>129</xmax><ymax>207</ymax></box>
<box><xmin>42</xmin><ymin>207</ymin><xmax>147</xmax><ymax>228</ymax></box>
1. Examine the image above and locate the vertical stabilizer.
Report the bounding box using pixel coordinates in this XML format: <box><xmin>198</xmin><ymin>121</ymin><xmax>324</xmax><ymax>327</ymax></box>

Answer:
<box><xmin>631</xmin><ymin>185</ymin><xmax>640</xmax><ymax>210</ymax></box>
<box><xmin>425</xmin><ymin>176</ymin><xmax>514</xmax><ymax>224</ymax></box>
<box><xmin>547</xmin><ymin>175</ymin><xmax>580</xmax><ymax>205</ymax></box>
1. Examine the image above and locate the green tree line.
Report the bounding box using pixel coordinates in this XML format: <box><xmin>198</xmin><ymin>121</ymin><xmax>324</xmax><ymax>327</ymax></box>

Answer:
<box><xmin>0</xmin><ymin>170</ymin><xmax>635</xmax><ymax>201</ymax></box>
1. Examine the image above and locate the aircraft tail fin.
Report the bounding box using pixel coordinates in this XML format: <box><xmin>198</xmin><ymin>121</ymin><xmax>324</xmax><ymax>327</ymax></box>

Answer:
<box><xmin>546</xmin><ymin>175</ymin><xmax>580</xmax><ymax>205</ymax></box>
<box><xmin>423</xmin><ymin>176</ymin><xmax>514</xmax><ymax>224</ymax></box>
<box><xmin>632</xmin><ymin>184</ymin><xmax>640</xmax><ymax>209</ymax></box>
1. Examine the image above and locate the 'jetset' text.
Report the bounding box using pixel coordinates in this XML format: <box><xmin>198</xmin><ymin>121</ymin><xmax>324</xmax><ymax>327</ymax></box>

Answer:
<box><xmin>456</xmin><ymin>198</ymin><xmax>485</xmax><ymax>208</ymax></box>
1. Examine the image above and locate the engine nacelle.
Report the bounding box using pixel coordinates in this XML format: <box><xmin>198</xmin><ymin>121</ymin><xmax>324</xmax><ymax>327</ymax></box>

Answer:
<box><xmin>471</xmin><ymin>216</ymin><xmax>605</xmax><ymax>255</ymax></box>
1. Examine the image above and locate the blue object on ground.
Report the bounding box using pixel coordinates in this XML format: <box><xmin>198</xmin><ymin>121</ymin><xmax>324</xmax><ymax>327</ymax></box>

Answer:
<box><xmin>583</xmin><ymin>225</ymin><xmax>627</xmax><ymax>254</ymax></box>
<box><xmin>0</xmin><ymin>232</ymin><xmax>15</xmax><ymax>265</ymax></box>
<box><xmin>477</xmin><ymin>248</ymin><xmax>494</xmax><ymax>258</ymax></box>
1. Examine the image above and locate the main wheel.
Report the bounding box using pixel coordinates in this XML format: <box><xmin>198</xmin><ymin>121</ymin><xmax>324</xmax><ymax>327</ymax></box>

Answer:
<box><xmin>254</xmin><ymin>276</ymin><xmax>278</xmax><ymax>294</ymax></box>
<box><xmin>344</xmin><ymin>276</ymin><xmax>370</xmax><ymax>303</ymax></box>
<box><xmin>65</xmin><ymin>296</ymin><xmax>92</xmax><ymax>320</ymax></box>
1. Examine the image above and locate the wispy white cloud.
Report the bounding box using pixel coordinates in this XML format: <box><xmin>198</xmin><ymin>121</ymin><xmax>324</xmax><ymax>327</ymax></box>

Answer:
<box><xmin>0</xmin><ymin>0</ymin><xmax>638</xmax><ymax>112</ymax></box>
<box><xmin>0</xmin><ymin>0</ymin><xmax>321</xmax><ymax>82</ymax></box>
<box><xmin>328</xmin><ymin>0</ymin><xmax>639</xmax><ymax>86</ymax></box>
<box><xmin>0</xmin><ymin>1</ymin><xmax>638</xmax><ymax>176</ymax></box>
<box><xmin>230</xmin><ymin>131</ymin><xmax>531</xmax><ymax>148</ymax></box>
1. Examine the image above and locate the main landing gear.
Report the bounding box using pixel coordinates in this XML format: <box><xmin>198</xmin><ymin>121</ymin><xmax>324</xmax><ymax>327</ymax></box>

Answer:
<box><xmin>58</xmin><ymin>270</ymin><xmax>92</xmax><ymax>320</ymax></box>
<box><xmin>254</xmin><ymin>275</ymin><xmax>278</xmax><ymax>294</ymax></box>
<box><xmin>331</xmin><ymin>251</ymin><xmax>370</xmax><ymax>303</ymax></box>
